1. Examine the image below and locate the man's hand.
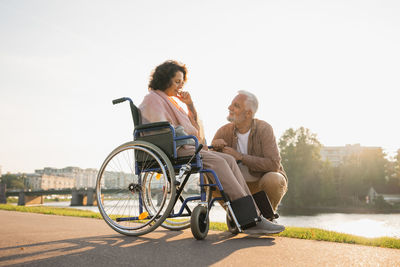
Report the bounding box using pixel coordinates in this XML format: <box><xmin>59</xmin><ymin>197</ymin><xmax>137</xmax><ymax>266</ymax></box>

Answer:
<box><xmin>211</xmin><ymin>139</ymin><xmax>227</xmax><ymax>151</ymax></box>
<box><xmin>222</xmin><ymin>147</ymin><xmax>243</xmax><ymax>161</ymax></box>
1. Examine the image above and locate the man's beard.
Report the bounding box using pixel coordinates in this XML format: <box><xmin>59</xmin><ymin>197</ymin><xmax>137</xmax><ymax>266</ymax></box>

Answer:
<box><xmin>227</xmin><ymin>115</ymin><xmax>234</xmax><ymax>122</ymax></box>
<box><xmin>227</xmin><ymin>113</ymin><xmax>247</xmax><ymax>124</ymax></box>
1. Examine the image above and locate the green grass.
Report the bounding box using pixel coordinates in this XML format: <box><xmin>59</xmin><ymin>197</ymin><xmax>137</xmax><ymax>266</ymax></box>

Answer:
<box><xmin>1</xmin><ymin>204</ymin><xmax>399</xmax><ymax>249</ymax></box>
<box><xmin>276</xmin><ymin>226</ymin><xmax>400</xmax><ymax>249</ymax></box>
<box><xmin>207</xmin><ymin>222</ymin><xmax>397</xmax><ymax>249</ymax></box>
<box><xmin>5</xmin><ymin>197</ymin><xmax>18</xmax><ymax>203</ymax></box>
<box><xmin>0</xmin><ymin>204</ymin><xmax>102</xmax><ymax>219</ymax></box>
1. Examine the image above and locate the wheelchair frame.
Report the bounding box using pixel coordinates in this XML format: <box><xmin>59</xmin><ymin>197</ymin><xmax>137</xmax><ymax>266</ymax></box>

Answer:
<box><xmin>96</xmin><ymin>97</ymin><xmax>243</xmax><ymax>240</ymax></box>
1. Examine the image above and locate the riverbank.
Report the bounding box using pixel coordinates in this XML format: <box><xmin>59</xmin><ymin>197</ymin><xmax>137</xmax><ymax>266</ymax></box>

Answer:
<box><xmin>1</xmin><ymin>204</ymin><xmax>399</xmax><ymax>249</ymax></box>
<box><xmin>280</xmin><ymin>206</ymin><xmax>400</xmax><ymax>215</ymax></box>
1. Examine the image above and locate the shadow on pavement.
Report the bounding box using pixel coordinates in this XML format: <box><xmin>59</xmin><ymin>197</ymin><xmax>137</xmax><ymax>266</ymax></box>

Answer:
<box><xmin>0</xmin><ymin>230</ymin><xmax>276</xmax><ymax>266</ymax></box>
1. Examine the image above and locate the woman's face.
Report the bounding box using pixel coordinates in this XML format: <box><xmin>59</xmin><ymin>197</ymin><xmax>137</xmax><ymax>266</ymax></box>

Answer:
<box><xmin>164</xmin><ymin>71</ymin><xmax>184</xmax><ymax>97</ymax></box>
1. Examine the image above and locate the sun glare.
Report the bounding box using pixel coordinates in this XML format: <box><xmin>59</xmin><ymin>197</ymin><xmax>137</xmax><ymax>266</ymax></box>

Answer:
<box><xmin>333</xmin><ymin>219</ymin><xmax>389</xmax><ymax>238</ymax></box>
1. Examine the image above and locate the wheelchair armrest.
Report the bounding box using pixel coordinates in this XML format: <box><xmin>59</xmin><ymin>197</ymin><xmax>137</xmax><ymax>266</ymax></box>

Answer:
<box><xmin>174</xmin><ymin>134</ymin><xmax>197</xmax><ymax>142</ymax></box>
<box><xmin>134</xmin><ymin>121</ymin><xmax>171</xmax><ymax>131</ymax></box>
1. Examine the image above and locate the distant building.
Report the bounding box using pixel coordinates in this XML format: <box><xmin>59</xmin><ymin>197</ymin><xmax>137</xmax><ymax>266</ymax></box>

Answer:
<box><xmin>102</xmin><ymin>171</ymin><xmax>136</xmax><ymax>189</ymax></box>
<box><xmin>25</xmin><ymin>173</ymin><xmax>75</xmax><ymax>190</ymax></box>
<box><xmin>320</xmin><ymin>144</ymin><xmax>381</xmax><ymax>166</ymax></box>
<box><xmin>35</xmin><ymin>167</ymin><xmax>98</xmax><ymax>189</ymax></box>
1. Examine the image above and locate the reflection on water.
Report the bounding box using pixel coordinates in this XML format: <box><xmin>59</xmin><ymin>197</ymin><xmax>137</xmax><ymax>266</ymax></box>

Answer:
<box><xmin>44</xmin><ymin>202</ymin><xmax>400</xmax><ymax>238</ymax></box>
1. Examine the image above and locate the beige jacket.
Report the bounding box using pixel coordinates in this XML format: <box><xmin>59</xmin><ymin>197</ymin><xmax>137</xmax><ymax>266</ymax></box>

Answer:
<box><xmin>212</xmin><ymin>119</ymin><xmax>287</xmax><ymax>180</ymax></box>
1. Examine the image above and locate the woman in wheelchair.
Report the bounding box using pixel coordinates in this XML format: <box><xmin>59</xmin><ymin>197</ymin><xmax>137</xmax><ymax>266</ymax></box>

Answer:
<box><xmin>139</xmin><ymin>60</ymin><xmax>285</xmax><ymax>236</ymax></box>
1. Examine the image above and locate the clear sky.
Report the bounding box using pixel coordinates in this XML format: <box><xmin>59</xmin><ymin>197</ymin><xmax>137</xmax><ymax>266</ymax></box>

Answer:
<box><xmin>1</xmin><ymin>0</ymin><xmax>399</xmax><ymax>174</ymax></box>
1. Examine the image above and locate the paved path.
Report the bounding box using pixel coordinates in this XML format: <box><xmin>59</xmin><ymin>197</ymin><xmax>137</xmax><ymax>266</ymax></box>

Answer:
<box><xmin>1</xmin><ymin>210</ymin><xmax>399</xmax><ymax>266</ymax></box>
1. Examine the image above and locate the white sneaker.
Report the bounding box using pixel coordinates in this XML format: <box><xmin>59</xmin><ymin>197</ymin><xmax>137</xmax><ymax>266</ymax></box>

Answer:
<box><xmin>244</xmin><ymin>216</ymin><xmax>285</xmax><ymax>235</ymax></box>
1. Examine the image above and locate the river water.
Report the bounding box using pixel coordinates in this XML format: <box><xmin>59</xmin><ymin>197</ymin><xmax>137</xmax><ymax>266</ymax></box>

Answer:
<box><xmin>44</xmin><ymin>202</ymin><xmax>400</xmax><ymax>239</ymax></box>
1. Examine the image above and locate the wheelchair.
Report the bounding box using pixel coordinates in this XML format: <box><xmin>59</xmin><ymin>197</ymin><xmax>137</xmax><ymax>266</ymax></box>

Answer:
<box><xmin>96</xmin><ymin>97</ymin><xmax>262</xmax><ymax>240</ymax></box>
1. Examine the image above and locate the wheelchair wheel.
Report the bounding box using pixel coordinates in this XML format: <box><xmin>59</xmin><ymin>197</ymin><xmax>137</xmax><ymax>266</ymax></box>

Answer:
<box><xmin>161</xmin><ymin>174</ymin><xmax>211</xmax><ymax>231</ymax></box>
<box><xmin>226</xmin><ymin>212</ymin><xmax>239</xmax><ymax>235</ymax></box>
<box><xmin>161</xmin><ymin>215</ymin><xmax>191</xmax><ymax>230</ymax></box>
<box><xmin>159</xmin><ymin>174</ymin><xmax>195</xmax><ymax>230</ymax></box>
<box><xmin>190</xmin><ymin>205</ymin><xmax>209</xmax><ymax>240</ymax></box>
<box><xmin>142</xmin><ymin>171</ymin><xmax>194</xmax><ymax>231</ymax></box>
<box><xmin>96</xmin><ymin>140</ymin><xmax>176</xmax><ymax>236</ymax></box>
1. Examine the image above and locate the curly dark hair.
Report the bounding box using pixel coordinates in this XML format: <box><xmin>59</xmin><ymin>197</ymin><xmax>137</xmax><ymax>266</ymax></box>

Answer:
<box><xmin>148</xmin><ymin>60</ymin><xmax>188</xmax><ymax>91</ymax></box>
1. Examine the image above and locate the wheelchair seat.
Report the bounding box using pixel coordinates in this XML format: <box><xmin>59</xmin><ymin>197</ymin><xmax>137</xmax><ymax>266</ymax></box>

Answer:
<box><xmin>133</xmin><ymin>111</ymin><xmax>201</xmax><ymax>171</ymax></box>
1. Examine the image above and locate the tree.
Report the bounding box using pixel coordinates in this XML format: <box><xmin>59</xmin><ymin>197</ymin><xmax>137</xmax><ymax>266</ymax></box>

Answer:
<box><xmin>338</xmin><ymin>148</ymin><xmax>388</xmax><ymax>199</ymax></box>
<box><xmin>395</xmin><ymin>149</ymin><xmax>400</xmax><ymax>179</ymax></box>
<box><xmin>278</xmin><ymin>127</ymin><xmax>325</xmax><ymax>208</ymax></box>
<box><xmin>0</xmin><ymin>174</ymin><xmax>25</xmax><ymax>190</ymax></box>
<box><xmin>383</xmin><ymin>149</ymin><xmax>400</xmax><ymax>193</ymax></box>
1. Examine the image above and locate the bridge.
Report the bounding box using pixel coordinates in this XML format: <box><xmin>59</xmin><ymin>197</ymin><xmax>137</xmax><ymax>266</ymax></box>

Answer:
<box><xmin>1</xmin><ymin>185</ymin><xmax>100</xmax><ymax>206</ymax></box>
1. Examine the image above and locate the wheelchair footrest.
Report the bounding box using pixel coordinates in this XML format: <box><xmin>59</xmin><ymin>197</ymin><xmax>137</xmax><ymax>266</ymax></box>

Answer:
<box><xmin>230</xmin><ymin>195</ymin><xmax>258</xmax><ymax>229</ymax></box>
<box><xmin>252</xmin><ymin>191</ymin><xmax>275</xmax><ymax>220</ymax></box>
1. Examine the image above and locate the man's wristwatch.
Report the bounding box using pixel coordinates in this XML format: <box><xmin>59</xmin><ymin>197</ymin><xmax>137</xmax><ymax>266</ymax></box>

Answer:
<box><xmin>236</xmin><ymin>153</ymin><xmax>244</xmax><ymax>164</ymax></box>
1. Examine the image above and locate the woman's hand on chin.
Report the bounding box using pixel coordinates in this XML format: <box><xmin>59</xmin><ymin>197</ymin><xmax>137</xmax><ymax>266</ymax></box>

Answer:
<box><xmin>177</xmin><ymin>91</ymin><xmax>193</xmax><ymax>106</ymax></box>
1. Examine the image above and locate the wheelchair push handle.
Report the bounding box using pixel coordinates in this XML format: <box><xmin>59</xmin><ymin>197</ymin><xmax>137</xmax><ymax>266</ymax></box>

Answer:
<box><xmin>112</xmin><ymin>97</ymin><xmax>140</xmax><ymax>127</ymax></box>
<box><xmin>112</xmin><ymin>97</ymin><xmax>129</xmax><ymax>105</ymax></box>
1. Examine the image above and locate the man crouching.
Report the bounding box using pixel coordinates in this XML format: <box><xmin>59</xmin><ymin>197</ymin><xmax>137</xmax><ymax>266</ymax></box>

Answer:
<box><xmin>212</xmin><ymin>90</ymin><xmax>288</xmax><ymax>220</ymax></box>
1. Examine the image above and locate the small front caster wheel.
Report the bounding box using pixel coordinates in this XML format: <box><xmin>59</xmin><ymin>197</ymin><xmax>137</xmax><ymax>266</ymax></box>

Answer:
<box><xmin>191</xmin><ymin>205</ymin><xmax>209</xmax><ymax>240</ymax></box>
